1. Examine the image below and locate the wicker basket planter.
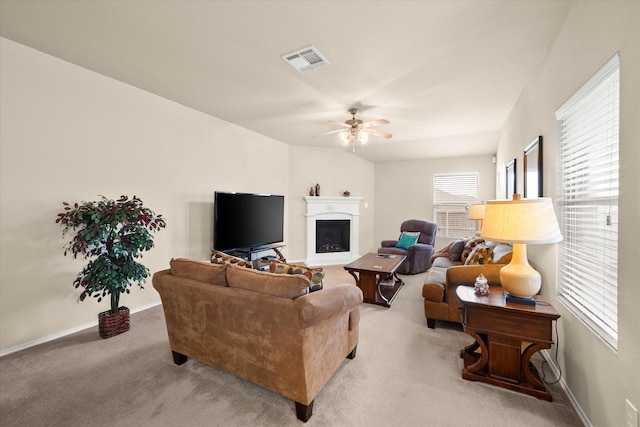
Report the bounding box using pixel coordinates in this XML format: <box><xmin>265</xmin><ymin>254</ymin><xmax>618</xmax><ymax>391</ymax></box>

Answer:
<box><xmin>98</xmin><ymin>306</ymin><xmax>130</xmax><ymax>339</ymax></box>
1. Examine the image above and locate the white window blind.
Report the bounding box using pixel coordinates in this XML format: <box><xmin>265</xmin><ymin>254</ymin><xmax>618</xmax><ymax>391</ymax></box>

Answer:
<box><xmin>556</xmin><ymin>53</ymin><xmax>619</xmax><ymax>349</ymax></box>
<box><xmin>433</xmin><ymin>172</ymin><xmax>479</xmax><ymax>238</ymax></box>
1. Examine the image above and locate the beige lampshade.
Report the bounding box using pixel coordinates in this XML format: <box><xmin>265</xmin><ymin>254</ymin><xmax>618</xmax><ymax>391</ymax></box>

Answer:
<box><xmin>481</xmin><ymin>197</ymin><xmax>562</xmax><ymax>244</ymax></box>
<box><xmin>468</xmin><ymin>203</ymin><xmax>486</xmax><ymax>220</ymax></box>
<box><xmin>481</xmin><ymin>197</ymin><xmax>562</xmax><ymax>299</ymax></box>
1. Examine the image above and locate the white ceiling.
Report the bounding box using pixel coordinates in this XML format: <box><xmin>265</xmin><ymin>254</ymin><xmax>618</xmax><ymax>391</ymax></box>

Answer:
<box><xmin>0</xmin><ymin>0</ymin><xmax>569</xmax><ymax>163</ymax></box>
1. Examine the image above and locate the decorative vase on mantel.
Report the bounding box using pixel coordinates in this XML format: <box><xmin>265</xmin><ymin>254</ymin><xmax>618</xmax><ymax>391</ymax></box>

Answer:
<box><xmin>315</xmin><ymin>183</ymin><xmax>320</xmax><ymax>197</ymax></box>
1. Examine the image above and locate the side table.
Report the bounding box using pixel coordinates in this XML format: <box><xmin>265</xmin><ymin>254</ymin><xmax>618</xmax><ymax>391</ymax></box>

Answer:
<box><xmin>456</xmin><ymin>286</ymin><xmax>560</xmax><ymax>401</ymax></box>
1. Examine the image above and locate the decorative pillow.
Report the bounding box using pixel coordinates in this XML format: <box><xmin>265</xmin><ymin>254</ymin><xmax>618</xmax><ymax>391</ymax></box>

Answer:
<box><xmin>396</xmin><ymin>231</ymin><xmax>420</xmax><ymax>249</ymax></box>
<box><xmin>210</xmin><ymin>249</ymin><xmax>252</xmax><ymax>269</ymax></box>
<box><xmin>492</xmin><ymin>243</ymin><xmax>513</xmax><ymax>264</ymax></box>
<box><xmin>461</xmin><ymin>236</ymin><xmax>485</xmax><ymax>264</ymax></box>
<box><xmin>226</xmin><ymin>264</ymin><xmax>310</xmax><ymax>299</ymax></box>
<box><xmin>448</xmin><ymin>239</ymin><xmax>466</xmax><ymax>261</ymax></box>
<box><xmin>464</xmin><ymin>244</ymin><xmax>494</xmax><ymax>265</ymax></box>
<box><xmin>170</xmin><ymin>258</ymin><xmax>228</xmax><ymax>286</ymax></box>
<box><xmin>269</xmin><ymin>260</ymin><xmax>324</xmax><ymax>292</ymax></box>
<box><xmin>483</xmin><ymin>240</ymin><xmax>499</xmax><ymax>249</ymax></box>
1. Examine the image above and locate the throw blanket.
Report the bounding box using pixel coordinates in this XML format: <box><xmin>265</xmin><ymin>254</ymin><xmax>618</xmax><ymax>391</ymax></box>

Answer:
<box><xmin>430</xmin><ymin>240</ymin><xmax>454</xmax><ymax>264</ymax></box>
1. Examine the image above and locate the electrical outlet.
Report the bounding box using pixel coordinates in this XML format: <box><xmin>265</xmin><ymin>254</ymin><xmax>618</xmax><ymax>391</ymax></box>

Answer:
<box><xmin>626</xmin><ymin>399</ymin><xmax>639</xmax><ymax>427</ymax></box>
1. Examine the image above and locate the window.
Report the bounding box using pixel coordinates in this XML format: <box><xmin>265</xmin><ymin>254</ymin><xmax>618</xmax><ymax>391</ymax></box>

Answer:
<box><xmin>556</xmin><ymin>53</ymin><xmax>619</xmax><ymax>349</ymax></box>
<box><xmin>433</xmin><ymin>172</ymin><xmax>479</xmax><ymax>238</ymax></box>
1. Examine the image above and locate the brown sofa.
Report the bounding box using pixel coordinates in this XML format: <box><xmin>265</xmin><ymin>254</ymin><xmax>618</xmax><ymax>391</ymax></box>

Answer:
<box><xmin>422</xmin><ymin>239</ymin><xmax>512</xmax><ymax>328</ymax></box>
<box><xmin>152</xmin><ymin>258</ymin><xmax>363</xmax><ymax>422</ymax></box>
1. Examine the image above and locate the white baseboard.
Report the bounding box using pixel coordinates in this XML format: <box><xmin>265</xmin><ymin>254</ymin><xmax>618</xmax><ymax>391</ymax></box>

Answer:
<box><xmin>0</xmin><ymin>301</ymin><xmax>161</xmax><ymax>358</ymax></box>
<box><xmin>540</xmin><ymin>349</ymin><xmax>592</xmax><ymax>427</ymax></box>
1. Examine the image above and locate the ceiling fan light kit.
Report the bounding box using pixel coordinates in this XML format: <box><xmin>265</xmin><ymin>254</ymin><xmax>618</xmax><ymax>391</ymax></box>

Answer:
<box><xmin>324</xmin><ymin>108</ymin><xmax>391</xmax><ymax>152</ymax></box>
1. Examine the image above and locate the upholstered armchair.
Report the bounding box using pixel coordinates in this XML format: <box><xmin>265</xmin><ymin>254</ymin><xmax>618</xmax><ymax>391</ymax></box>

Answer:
<box><xmin>378</xmin><ymin>219</ymin><xmax>437</xmax><ymax>274</ymax></box>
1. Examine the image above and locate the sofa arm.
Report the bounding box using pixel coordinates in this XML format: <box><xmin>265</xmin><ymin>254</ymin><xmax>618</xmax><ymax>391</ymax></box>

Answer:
<box><xmin>446</xmin><ymin>263</ymin><xmax>504</xmax><ymax>286</ymax></box>
<box><xmin>381</xmin><ymin>240</ymin><xmax>399</xmax><ymax>248</ymax></box>
<box><xmin>408</xmin><ymin>243</ymin><xmax>435</xmax><ymax>258</ymax></box>
<box><xmin>296</xmin><ymin>284</ymin><xmax>363</xmax><ymax>328</ymax></box>
<box><xmin>422</xmin><ymin>282</ymin><xmax>445</xmax><ymax>303</ymax></box>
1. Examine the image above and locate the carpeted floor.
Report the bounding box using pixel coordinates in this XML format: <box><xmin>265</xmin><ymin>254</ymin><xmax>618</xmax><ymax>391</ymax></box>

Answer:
<box><xmin>0</xmin><ymin>266</ymin><xmax>584</xmax><ymax>426</ymax></box>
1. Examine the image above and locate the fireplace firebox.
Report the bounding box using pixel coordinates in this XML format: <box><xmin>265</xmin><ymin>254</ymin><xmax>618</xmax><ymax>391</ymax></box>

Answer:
<box><xmin>316</xmin><ymin>220</ymin><xmax>350</xmax><ymax>253</ymax></box>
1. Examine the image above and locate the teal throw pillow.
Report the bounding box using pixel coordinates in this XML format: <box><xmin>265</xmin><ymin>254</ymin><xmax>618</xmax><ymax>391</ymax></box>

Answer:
<box><xmin>396</xmin><ymin>231</ymin><xmax>420</xmax><ymax>249</ymax></box>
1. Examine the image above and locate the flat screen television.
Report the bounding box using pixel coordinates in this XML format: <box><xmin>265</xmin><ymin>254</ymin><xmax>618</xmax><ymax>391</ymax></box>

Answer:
<box><xmin>214</xmin><ymin>191</ymin><xmax>284</xmax><ymax>253</ymax></box>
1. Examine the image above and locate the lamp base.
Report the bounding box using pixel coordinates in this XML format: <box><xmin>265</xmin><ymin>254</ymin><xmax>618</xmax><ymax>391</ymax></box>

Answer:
<box><xmin>504</xmin><ymin>291</ymin><xmax>536</xmax><ymax>306</ymax></box>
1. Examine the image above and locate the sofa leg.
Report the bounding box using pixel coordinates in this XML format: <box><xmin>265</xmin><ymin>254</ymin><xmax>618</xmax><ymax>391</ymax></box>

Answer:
<box><xmin>347</xmin><ymin>345</ymin><xmax>357</xmax><ymax>359</ymax></box>
<box><xmin>172</xmin><ymin>351</ymin><xmax>187</xmax><ymax>365</ymax></box>
<box><xmin>295</xmin><ymin>400</ymin><xmax>314</xmax><ymax>422</ymax></box>
<box><xmin>426</xmin><ymin>318</ymin><xmax>436</xmax><ymax>329</ymax></box>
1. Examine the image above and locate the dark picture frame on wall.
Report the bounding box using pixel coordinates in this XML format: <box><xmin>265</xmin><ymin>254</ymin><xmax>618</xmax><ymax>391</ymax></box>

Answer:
<box><xmin>524</xmin><ymin>136</ymin><xmax>543</xmax><ymax>198</ymax></box>
<box><xmin>506</xmin><ymin>159</ymin><xmax>517</xmax><ymax>199</ymax></box>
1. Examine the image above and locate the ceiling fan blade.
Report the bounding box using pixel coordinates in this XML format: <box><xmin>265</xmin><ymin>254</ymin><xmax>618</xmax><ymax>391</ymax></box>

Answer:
<box><xmin>360</xmin><ymin>119</ymin><xmax>390</xmax><ymax>128</ymax></box>
<box><xmin>362</xmin><ymin>128</ymin><xmax>393</xmax><ymax>138</ymax></box>
<box><xmin>316</xmin><ymin>128</ymin><xmax>348</xmax><ymax>137</ymax></box>
<box><xmin>327</xmin><ymin>120</ymin><xmax>351</xmax><ymax>128</ymax></box>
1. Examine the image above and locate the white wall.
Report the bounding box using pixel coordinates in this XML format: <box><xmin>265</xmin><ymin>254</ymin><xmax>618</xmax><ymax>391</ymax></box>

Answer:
<box><xmin>374</xmin><ymin>155</ymin><xmax>496</xmax><ymax>251</ymax></box>
<box><xmin>494</xmin><ymin>2</ymin><xmax>640</xmax><ymax>426</ymax></box>
<box><xmin>287</xmin><ymin>145</ymin><xmax>375</xmax><ymax>261</ymax></box>
<box><xmin>0</xmin><ymin>37</ymin><xmax>378</xmax><ymax>352</ymax></box>
<box><xmin>0</xmin><ymin>38</ymin><xmax>290</xmax><ymax>351</ymax></box>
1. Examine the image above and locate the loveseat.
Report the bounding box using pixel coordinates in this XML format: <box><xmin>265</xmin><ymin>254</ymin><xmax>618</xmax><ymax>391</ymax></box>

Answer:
<box><xmin>422</xmin><ymin>237</ymin><xmax>512</xmax><ymax>328</ymax></box>
<box><xmin>152</xmin><ymin>258</ymin><xmax>363</xmax><ymax>422</ymax></box>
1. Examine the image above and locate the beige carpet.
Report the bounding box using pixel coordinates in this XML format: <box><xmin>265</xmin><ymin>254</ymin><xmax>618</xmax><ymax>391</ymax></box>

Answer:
<box><xmin>0</xmin><ymin>266</ymin><xmax>584</xmax><ymax>426</ymax></box>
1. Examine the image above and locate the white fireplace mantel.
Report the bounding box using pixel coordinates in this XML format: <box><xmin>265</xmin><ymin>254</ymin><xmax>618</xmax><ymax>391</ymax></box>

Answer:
<box><xmin>305</xmin><ymin>196</ymin><xmax>363</xmax><ymax>266</ymax></box>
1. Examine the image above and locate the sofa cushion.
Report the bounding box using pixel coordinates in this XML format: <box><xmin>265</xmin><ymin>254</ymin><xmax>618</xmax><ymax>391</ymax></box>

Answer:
<box><xmin>269</xmin><ymin>261</ymin><xmax>325</xmax><ymax>292</ymax></box>
<box><xmin>448</xmin><ymin>239</ymin><xmax>466</xmax><ymax>261</ymax></box>
<box><xmin>226</xmin><ymin>264</ymin><xmax>310</xmax><ymax>299</ymax></box>
<box><xmin>425</xmin><ymin>264</ymin><xmax>447</xmax><ymax>285</ymax></box>
<box><xmin>492</xmin><ymin>243</ymin><xmax>513</xmax><ymax>264</ymax></box>
<box><xmin>464</xmin><ymin>244</ymin><xmax>494</xmax><ymax>265</ymax></box>
<box><xmin>170</xmin><ymin>258</ymin><xmax>227</xmax><ymax>286</ymax></box>
<box><xmin>432</xmin><ymin>257</ymin><xmax>459</xmax><ymax>269</ymax></box>
<box><xmin>461</xmin><ymin>236</ymin><xmax>485</xmax><ymax>264</ymax></box>
<box><xmin>396</xmin><ymin>231</ymin><xmax>420</xmax><ymax>249</ymax></box>
<box><xmin>210</xmin><ymin>249</ymin><xmax>253</xmax><ymax>269</ymax></box>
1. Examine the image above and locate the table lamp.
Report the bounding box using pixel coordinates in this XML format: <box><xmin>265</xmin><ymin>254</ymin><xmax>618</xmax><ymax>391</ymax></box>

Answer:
<box><xmin>468</xmin><ymin>203</ymin><xmax>486</xmax><ymax>232</ymax></box>
<box><xmin>480</xmin><ymin>195</ymin><xmax>562</xmax><ymax>305</ymax></box>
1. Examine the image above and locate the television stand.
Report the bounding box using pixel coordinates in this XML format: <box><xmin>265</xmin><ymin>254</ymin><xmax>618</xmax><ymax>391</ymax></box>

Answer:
<box><xmin>228</xmin><ymin>244</ymin><xmax>286</xmax><ymax>269</ymax></box>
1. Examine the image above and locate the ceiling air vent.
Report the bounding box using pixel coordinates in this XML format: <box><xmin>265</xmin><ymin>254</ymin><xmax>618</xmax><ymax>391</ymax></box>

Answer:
<box><xmin>281</xmin><ymin>46</ymin><xmax>330</xmax><ymax>73</ymax></box>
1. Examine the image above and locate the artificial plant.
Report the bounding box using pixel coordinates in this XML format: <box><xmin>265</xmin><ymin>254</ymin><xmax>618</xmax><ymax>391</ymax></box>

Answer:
<box><xmin>55</xmin><ymin>195</ymin><xmax>166</xmax><ymax>314</ymax></box>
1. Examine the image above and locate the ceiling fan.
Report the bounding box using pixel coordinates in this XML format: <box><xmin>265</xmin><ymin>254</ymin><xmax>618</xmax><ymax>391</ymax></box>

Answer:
<box><xmin>320</xmin><ymin>108</ymin><xmax>392</xmax><ymax>151</ymax></box>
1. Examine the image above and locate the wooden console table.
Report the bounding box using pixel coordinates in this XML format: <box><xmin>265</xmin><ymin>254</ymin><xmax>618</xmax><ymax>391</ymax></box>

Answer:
<box><xmin>343</xmin><ymin>253</ymin><xmax>406</xmax><ymax>307</ymax></box>
<box><xmin>456</xmin><ymin>286</ymin><xmax>560</xmax><ymax>401</ymax></box>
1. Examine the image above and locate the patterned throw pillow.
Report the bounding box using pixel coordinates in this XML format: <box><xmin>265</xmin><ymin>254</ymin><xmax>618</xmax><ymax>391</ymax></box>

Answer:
<box><xmin>465</xmin><ymin>244</ymin><xmax>494</xmax><ymax>265</ymax></box>
<box><xmin>269</xmin><ymin>260</ymin><xmax>325</xmax><ymax>292</ymax></box>
<box><xmin>461</xmin><ymin>236</ymin><xmax>485</xmax><ymax>264</ymax></box>
<box><xmin>492</xmin><ymin>243</ymin><xmax>513</xmax><ymax>264</ymax></box>
<box><xmin>210</xmin><ymin>250</ymin><xmax>253</xmax><ymax>269</ymax></box>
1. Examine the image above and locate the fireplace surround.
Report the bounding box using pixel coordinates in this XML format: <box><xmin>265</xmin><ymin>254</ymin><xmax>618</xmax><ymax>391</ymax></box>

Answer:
<box><xmin>305</xmin><ymin>196</ymin><xmax>363</xmax><ymax>266</ymax></box>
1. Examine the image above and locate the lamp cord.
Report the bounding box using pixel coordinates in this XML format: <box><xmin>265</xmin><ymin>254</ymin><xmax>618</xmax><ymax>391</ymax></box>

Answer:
<box><xmin>540</xmin><ymin>320</ymin><xmax>562</xmax><ymax>385</ymax></box>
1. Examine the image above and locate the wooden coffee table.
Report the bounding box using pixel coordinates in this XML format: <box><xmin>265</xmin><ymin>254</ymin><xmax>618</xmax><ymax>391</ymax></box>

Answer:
<box><xmin>343</xmin><ymin>253</ymin><xmax>406</xmax><ymax>307</ymax></box>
